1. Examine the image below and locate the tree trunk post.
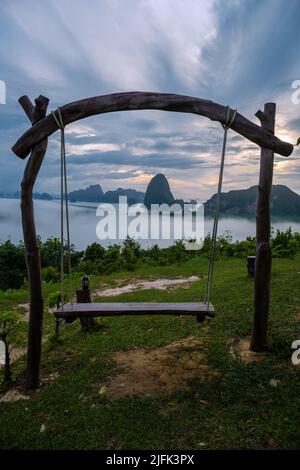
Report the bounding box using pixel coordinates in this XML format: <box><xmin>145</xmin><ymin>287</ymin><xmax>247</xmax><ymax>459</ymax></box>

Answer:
<box><xmin>250</xmin><ymin>103</ymin><xmax>276</xmax><ymax>352</ymax></box>
<box><xmin>76</xmin><ymin>288</ymin><xmax>96</xmax><ymax>332</ymax></box>
<box><xmin>19</xmin><ymin>95</ymin><xmax>49</xmax><ymax>389</ymax></box>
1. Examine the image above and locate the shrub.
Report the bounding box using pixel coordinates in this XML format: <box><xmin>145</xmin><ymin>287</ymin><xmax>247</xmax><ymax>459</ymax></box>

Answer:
<box><xmin>271</xmin><ymin>227</ymin><xmax>300</xmax><ymax>258</ymax></box>
<box><xmin>121</xmin><ymin>237</ymin><xmax>140</xmax><ymax>271</ymax></box>
<box><xmin>84</xmin><ymin>242</ymin><xmax>105</xmax><ymax>262</ymax></box>
<box><xmin>48</xmin><ymin>291</ymin><xmax>62</xmax><ymax>311</ymax></box>
<box><xmin>40</xmin><ymin>237</ymin><xmax>83</xmax><ymax>270</ymax></box>
<box><xmin>103</xmin><ymin>244</ymin><xmax>122</xmax><ymax>274</ymax></box>
<box><xmin>0</xmin><ymin>241</ymin><xmax>27</xmax><ymax>290</ymax></box>
<box><xmin>42</xmin><ymin>266</ymin><xmax>60</xmax><ymax>283</ymax></box>
<box><xmin>0</xmin><ymin>310</ymin><xmax>23</xmax><ymax>382</ymax></box>
<box><xmin>78</xmin><ymin>259</ymin><xmax>104</xmax><ymax>275</ymax></box>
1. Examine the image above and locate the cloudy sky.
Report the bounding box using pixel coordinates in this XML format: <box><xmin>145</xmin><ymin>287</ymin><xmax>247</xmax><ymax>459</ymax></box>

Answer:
<box><xmin>0</xmin><ymin>0</ymin><xmax>299</xmax><ymax>201</ymax></box>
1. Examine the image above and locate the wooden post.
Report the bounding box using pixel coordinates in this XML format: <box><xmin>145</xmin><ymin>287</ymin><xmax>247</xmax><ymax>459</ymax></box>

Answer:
<box><xmin>76</xmin><ymin>288</ymin><xmax>96</xmax><ymax>332</ymax></box>
<box><xmin>250</xmin><ymin>103</ymin><xmax>276</xmax><ymax>352</ymax></box>
<box><xmin>19</xmin><ymin>95</ymin><xmax>49</xmax><ymax>389</ymax></box>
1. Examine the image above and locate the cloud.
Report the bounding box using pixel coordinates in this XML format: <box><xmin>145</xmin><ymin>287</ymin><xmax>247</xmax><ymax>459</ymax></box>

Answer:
<box><xmin>65</xmin><ymin>124</ymin><xmax>97</xmax><ymax>139</ymax></box>
<box><xmin>67</xmin><ymin>149</ymin><xmax>204</xmax><ymax>170</ymax></box>
<box><xmin>67</xmin><ymin>142</ymin><xmax>122</xmax><ymax>156</ymax></box>
<box><xmin>0</xmin><ymin>0</ymin><xmax>300</xmax><ymax>199</ymax></box>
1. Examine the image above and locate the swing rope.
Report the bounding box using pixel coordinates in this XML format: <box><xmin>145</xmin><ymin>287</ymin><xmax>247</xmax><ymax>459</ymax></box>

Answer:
<box><xmin>204</xmin><ymin>106</ymin><xmax>237</xmax><ymax>312</ymax></box>
<box><xmin>51</xmin><ymin>108</ymin><xmax>73</xmax><ymax>310</ymax></box>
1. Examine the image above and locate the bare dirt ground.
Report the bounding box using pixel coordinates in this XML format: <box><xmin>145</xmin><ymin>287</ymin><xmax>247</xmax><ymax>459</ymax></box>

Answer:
<box><xmin>104</xmin><ymin>336</ymin><xmax>217</xmax><ymax>399</ymax></box>
<box><xmin>230</xmin><ymin>337</ymin><xmax>264</xmax><ymax>364</ymax></box>
<box><xmin>0</xmin><ymin>371</ymin><xmax>60</xmax><ymax>402</ymax></box>
<box><xmin>95</xmin><ymin>275</ymin><xmax>200</xmax><ymax>297</ymax></box>
<box><xmin>0</xmin><ymin>389</ymin><xmax>30</xmax><ymax>402</ymax></box>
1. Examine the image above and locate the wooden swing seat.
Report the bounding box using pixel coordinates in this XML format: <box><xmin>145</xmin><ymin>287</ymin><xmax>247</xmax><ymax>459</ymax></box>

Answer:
<box><xmin>55</xmin><ymin>302</ymin><xmax>215</xmax><ymax>320</ymax></box>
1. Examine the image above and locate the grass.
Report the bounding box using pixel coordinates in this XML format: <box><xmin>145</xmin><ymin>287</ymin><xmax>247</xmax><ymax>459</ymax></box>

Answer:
<box><xmin>0</xmin><ymin>255</ymin><xmax>300</xmax><ymax>450</ymax></box>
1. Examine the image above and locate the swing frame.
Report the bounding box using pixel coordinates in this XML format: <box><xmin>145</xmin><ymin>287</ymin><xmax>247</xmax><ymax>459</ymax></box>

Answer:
<box><xmin>11</xmin><ymin>92</ymin><xmax>293</xmax><ymax>389</ymax></box>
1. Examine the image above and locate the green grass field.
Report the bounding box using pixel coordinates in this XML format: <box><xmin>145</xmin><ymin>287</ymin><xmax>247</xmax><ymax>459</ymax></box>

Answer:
<box><xmin>0</xmin><ymin>256</ymin><xmax>300</xmax><ymax>450</ymax></box>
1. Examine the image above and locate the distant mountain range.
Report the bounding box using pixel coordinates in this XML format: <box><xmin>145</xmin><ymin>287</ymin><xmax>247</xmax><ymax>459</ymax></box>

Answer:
<box><xmin>1</xmin><ymin>176</ymin><xmax>300</xmax><ymax>218</ymax></box>
<box><xmin>205</xmin><ymin>184</ymin><xmax>300</xmax><ymax>218</ymax></box>
<box><xmin>0</xmin><ymin>191</ymin><xmax>54</xmax><ymax>201</ymax></box>
<box><xmin>68</xmin><ymin>184</ymin><xmax>144</xmax><ymax>205</ymax></box>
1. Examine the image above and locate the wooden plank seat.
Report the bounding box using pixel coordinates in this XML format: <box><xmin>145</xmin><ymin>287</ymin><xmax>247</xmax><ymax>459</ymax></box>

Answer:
<box><xmin>55</xmin><ymin>302</ymin><xmax>215</xmax><ymax>320</ymax></box>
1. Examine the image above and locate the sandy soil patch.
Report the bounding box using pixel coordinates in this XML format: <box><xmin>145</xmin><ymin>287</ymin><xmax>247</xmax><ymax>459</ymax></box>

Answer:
<box><xmin>0</xmin><ymin>371</ymin><xmax>60</xmax><ymax>402</ymax></box>
<box><xmin>0</xmin><ymin>389</ymin><xmax>29</xmax><ymax>402</ymax></box>
<box><xmin>0</xmin><ymin>345</ymin><xmax>26</xmax><ymax>366</ymax></box>
<box><xmin>18</xmin><ymin>303</ymin><xmax>30</xmax><ymax>321</ymax></box>
<box><xmin>230</xmin><ymin>337</ymin><xmax>264</xmax><ymax>364</ymax></box>
<box><xmin>10</xmin><ymin>346</ymin><xmax>26</xmax><ymax>362</ymax></box>
<box><xmin>95</xmin><ymin>276</ymin><xmax>200</xmax><ymax>297</ymax></box>
<box><xmin>104</xmin><ymin>336</ymin><xmax>217</xmax><ymax>398</ymax></box>
<box><xmin>40</xmin><ymin>371</ymin><xmax>60</xmax><ymax>385</ymax></box>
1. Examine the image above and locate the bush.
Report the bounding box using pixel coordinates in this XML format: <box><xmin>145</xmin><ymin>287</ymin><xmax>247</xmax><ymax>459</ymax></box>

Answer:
<box><xmin>121</xmin><ymin>238</ymin><xmax>140</xmax><ymax>271</ymax></box>
<box><xmin>103</xmin><ymin>244</ymin><xmax>122</xmax><ymax>274</ymax></box>
<box><xmin>42</xmin><ymin>266</ymin><xmax>60</xmax><ymax>283</ymax></box>
<box><xmin>40</xmin><ymin>237</ymin><xmax>83</xmax><ymax>270</ymax></box>
<box><xmin>0</xmin><ymin>310</ymin><xmax>23</xmax><ymax>382</ymax></box>
<box><xmin>0</xmin><ymin>241</ymin><xmax>27</xmax><ymax>290</ymax></box>
<box><xmin>78</xmin><ymin>259</ymin><xmax>104</xmax><ymax>275</ymax></box>
<box><xmin>48</xmin><ymin>291</ymin><xmax>62</xmax><ymax>311</ymax></box>
<box><xmin>271</xmin><ymin>227</ymin><xmax>300</xmax><ymax>258</ymax></box>
<box><xmin>84</xmin><ymin>242</ymin><xmax>105</xmax><ymax>262</ymax></box>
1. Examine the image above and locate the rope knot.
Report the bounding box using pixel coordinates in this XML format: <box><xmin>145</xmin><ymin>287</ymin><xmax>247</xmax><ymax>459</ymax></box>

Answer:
<box><xmin>51</xmin><ymin>107</ymin><xmax>65</xmax><ymax>130</ymax></box>
<box><xmin>222</xmin><ymin>106</ymin><xmax>237</xmax><ymax>130</ymax></box>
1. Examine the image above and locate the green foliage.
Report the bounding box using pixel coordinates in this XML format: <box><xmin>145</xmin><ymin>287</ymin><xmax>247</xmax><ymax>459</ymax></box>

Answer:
<box><xmin>103</xmin><ymin>244</ymin><xmax>122</xmax><ymax>274</ymax></box>
<box><xmin>0</xmin><ymin>310</ymin><xmax>22</xmax><ymax>343</ymax></box>
<box><xmin>0</xmin><ymin>241</ymin><xmax>27</xmax><ymax>290</ymax></box>
<box><xmin>78</xmin><ymin>259</ymin><xmax>103</xmax><ymax>275</ymax></box>
<box><xmin>271</xmin><ymin>227</ymin><xmax>300</xmax><ymax>258</ymax></box>
<box><xmin>1</xmin><ymin>229</ymin><xmax>300</xmax><ymax>291</ymax></box>
<box><xmin>47</xmin><ymin>291</ymin><xmax>62</xmax><ymax>311</ymax></box>
<box><xmin>40</xmin><ymin>237</ymin><xmax>83</xmax><ymax>271</ymax></box>
<box><xmin>0</xmin><ymin>310</ymin><xmax>23</xmax><ymax>381</ymax></box>
<box><xmin>121</xmin><ymin>237</ymin><xmax>140</xmax><ymax>271</ymax></box>
<box><xmin>199</xmin><ymin>231</ymin><xmax>256</xmax><ymax>258</ymax></box>
<box><xmin>84</xmin><ymin>242</ymin><xmax>105</xmax><ymax>262</ymax></box>
<box><xmin>42</xmin><ymin>266</ymin><xmax>60</xmax><ymax>284</ymax></box>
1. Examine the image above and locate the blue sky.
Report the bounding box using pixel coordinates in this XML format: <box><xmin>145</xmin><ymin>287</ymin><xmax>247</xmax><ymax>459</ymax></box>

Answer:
<box><xmin>0</xmin><ymin>0</ymin><xmax>299</xmax><ymax>200</ymax></box>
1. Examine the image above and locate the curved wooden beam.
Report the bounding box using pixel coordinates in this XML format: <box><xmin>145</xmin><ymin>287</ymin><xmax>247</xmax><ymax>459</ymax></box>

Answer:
<box><xmin>12</xmin><ymin>92</ymin><xmax>293</xmax><ymax>158</ymax></box>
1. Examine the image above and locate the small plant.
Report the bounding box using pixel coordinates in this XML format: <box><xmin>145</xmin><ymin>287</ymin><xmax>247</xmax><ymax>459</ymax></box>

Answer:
<box><xmin>48</xmin><ymin>291</ymin><xmax>64</xmax><ymax>343</ymax></box>
<box><xmin>0</xmin><ymin>310</ymin><xmax>23</xmax><ymax>382</ymax></box>
<box><xmin>48</xmin><ymin>291</ymin><xmax>63</xmax><ymax>311</ymax></box>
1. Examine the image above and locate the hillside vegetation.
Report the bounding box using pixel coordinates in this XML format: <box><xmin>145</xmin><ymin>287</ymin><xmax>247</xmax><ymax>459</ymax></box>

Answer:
<box><xmin>0</xmin><ymin>253</ymin><xmax>299</xmax><ymax>449</ymax></box>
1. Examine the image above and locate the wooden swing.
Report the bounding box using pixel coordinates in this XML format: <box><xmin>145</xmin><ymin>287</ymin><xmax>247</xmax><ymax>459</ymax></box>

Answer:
<box><xmin>12</xmin><ymin>92</ymin><xmax>293</xmax><ymax>389</ymax></box>
<box><xmin>51</xmin><ymin>106</ymin><xmax>236</xmax><ymax>323</ymax></box>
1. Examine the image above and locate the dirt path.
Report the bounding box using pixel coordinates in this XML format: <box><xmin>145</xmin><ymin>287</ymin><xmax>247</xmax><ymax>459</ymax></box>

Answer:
<box><xmin>95</xmin><ymin>275</ymin><xmax>200</xmax><ymax>297</ymax></box>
